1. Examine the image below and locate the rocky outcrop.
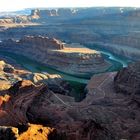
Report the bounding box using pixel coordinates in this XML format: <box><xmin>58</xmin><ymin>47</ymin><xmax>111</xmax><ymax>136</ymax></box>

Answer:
<box><xmin>19</xmin><ymin>35</ymin><xmax>64</xmax><ymax>49</ymax></box>
<box><xmin>0</xmin><ymin>124</ymin><xmax>58</xmax><ymax>140</ymax></box>
<box><xmin>0</xmin><ymin>36</ymin><xmax>111</xmax><ymax>76</ymax></box>
<box><xmin>0</xmin><ymin>15</ymin><xmax>37</xmax><ymax>28</ymax></box>
<box><xmin>0</xmin><ymin>18</ymin><xmax>14</xmax><ymax>24</ymax></box>
<box><xmin>30</xmin><ymin>9</ymin><xmax>40</xmax><ymax>19</ymax></box>
<box><xmin>114</xmin><ymin>61</ymin><xmax>140</xmax><ymax>94</ymax></box>
<box><xmin>0</xmin><ymin>61</ymin><xmax>22</xmax><ymax>90</ymax></box>
<box><xmin>0</xmin><ymin>79</ymin><xmax>114</xmax><ymax>140</ymax></box>
<box><xmin>0</xmin><ymin>60</ymin><xmax>72</xmax><ymax>96</ymax></box>
<box><xmin>28</xmin><ymin>8</ymin><xmax>140</xmax><ymax>61</ymax></box>
<box><xmin>0</xmin><ymin>61</ymin><xmax>140</xmax><ymax>139</ymax></box>
<box><xmin>84</xmin><ymin>63</ymin><xmax>140</xmax><ymax>140</ymax></box>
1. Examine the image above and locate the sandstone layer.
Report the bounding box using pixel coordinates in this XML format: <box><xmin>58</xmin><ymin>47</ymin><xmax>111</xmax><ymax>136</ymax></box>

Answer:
<box><xmin>0</xmin><ymin>124</ymin><xmax>58</xmax><ymax>140</ymax></box>
<box><xmin>0</xmin><ymin>61</ymin><xmax>139</xmax><ymax>139</ymax></box>
<box><xmin>0</xmin><ymin>36</ymin><xmax>111</xmax><ymax>76</ymax></box>
<box><xmin>0</xmin><ymin>60</ymin><xmax>72</xmax><ymax>96</ymax></box>
<box><xmin>1</xmin><ymin>8</ymin><xmax>140</xmax><ymax>60</ymax></box>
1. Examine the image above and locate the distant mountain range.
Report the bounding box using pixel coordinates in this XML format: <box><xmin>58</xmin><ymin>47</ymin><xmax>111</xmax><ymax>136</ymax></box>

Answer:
<box><xmin>0</xmin><ymin>9</ymin><xmax>31</xmax><ymax>17</ymax></box>
<box><xmin>0</xmin><ymin>7</ymin><xmax>139</xmax><ymax>18</ymax></box>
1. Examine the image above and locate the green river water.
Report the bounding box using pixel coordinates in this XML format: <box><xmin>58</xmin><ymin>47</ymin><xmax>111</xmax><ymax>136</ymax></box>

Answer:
<box><xmin>0</xmin><ymin>48</ymin><xmax>131</xmax><ymax>101</ymax></box>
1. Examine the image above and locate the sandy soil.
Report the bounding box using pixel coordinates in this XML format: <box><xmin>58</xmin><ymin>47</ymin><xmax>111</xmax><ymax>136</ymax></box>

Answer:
<box><xmin>0</xmin><ymin>23</ymin><xmax>39</xmax><ymax>28</ymax></box>
<box><xmin>52</xmin><ymin>43</ymin><xmax>99</xmax><ymax>54</ymax></box>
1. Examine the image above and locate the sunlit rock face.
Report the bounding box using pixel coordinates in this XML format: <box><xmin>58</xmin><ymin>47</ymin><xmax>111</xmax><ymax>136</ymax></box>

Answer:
<box><xmin>0</xmin><ymin>124</ymin><xmax>58</xmax><ymax>140</ymax></box>
<box><xmin>0</xmin><ymin>60</ymin><xmax>72</xmax><ymax>96</ymax></box>
<box><xmin>29</xmin><ymin>8</ymin><xmax>140</xmax><ymax>60</ymax></box>
<box><xmin>0</xmin><ymin>79</ymin><xmax>113</xmax><ymax>140</ymax></box>
<box><xmin>1</xmin><ymin>8</ymin><xmax>140</xmax><ymax>61</ymax></box>
<box><xmin>0</xmin><ymin>18</ymin><xmax>14</xmax><ymax>24</ymax></box>
<box><xmin>0</xmin><ymin>61</ymin><xmax>139</xmax><ymax>139</ymax></box>
<box><xmin>0</xmin><ymin>36</ymin><xmax>111</xmax><ymax>76</ymax></box>
<box><xmin>0</xmin><ymin>60</ymin><xmax>22</xmax><ymax>90</ymax></box>
<box><xmin>0</xmin><ymin>16</ymin><xmax>31</xmax><ymax>25</ymax></box>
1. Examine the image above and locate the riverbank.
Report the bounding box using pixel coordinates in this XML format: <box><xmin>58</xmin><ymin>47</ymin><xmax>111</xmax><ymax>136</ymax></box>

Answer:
<box><xmin>0</xmin><ymin>45</ymin><xmax>132</xmax><ymax>101</ymax></box>
<box><xmin>0</xmin><ymin>51</ymin><xmax>88</xmax><ymax>101</ymax></box>
<box><xmin>85</xmin><ymin>43</ymin><xmax>132</xmax><ymax>68</ymax></box>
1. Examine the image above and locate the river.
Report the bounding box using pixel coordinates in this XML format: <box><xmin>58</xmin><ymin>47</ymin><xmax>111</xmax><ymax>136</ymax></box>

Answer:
<box><xmin>0</xmin><ymin>47</ymin><xmax>131</xmax><ymax>101</ymax></box>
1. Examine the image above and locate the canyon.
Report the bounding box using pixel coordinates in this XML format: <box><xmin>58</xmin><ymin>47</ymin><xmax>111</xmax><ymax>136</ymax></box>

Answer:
<box><xmin>0</xmin><ymin>7</ymin><xmax>140</xmax><ymax>140</ymax></box>
<box><xmin>0</xmin><ymin>35</ymin><xmax>111</xmax><ymax>77</ymax></box>
<box><xmin>0</xmin><ymin>60</ymin><xmax>139</xmax><ymax>139</ymax></box>
<box><xmin>1</xmin><ymin>8</ymin><xmax>140</xmax><ymax>60</ymax></box>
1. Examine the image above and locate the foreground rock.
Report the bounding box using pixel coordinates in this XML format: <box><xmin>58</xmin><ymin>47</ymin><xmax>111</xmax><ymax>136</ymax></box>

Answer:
<box><xmin>0</xmin><ymin>61</ymin><xmax>140</xmax><ymax>139</ymax></box>
<box><xmin>1</xmin><ymin>8</ymin><xmax>140</xmax><ymax>60</ymax></box>
<box><xmin>0</xmin><ymin>60</ymin><xmax>72</xmax><ymax>97</ymax></box>
<box><xmin>0</xmin><ymin>80</ymin><xmax>114</xmax><ymax>140</ymax></box>
<box><xmin>0</xmin><ymin>35</ymin><xmax>111</xmax><ymax>76</ymax></box>
<box><xmin>0</xmin><ymin>124</ymin><xmax>58</xmax><ymax>140</ymax></box>
<box><xmin>84</xmin><ymin>64</ymin><xmax>140</xmax><ymax>140</ymax></box>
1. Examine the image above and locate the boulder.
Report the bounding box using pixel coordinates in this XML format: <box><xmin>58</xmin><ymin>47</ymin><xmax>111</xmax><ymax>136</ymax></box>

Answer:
<box><xmin>0</xmin><ymin>61</ymin><xmax>72</xmax><ymax>96</ymax></box>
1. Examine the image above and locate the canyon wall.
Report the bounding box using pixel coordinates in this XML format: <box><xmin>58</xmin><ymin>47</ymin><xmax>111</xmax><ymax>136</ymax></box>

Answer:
<box><xmin>1</xmin><ymin>8</ymin><xmax>140</xmax><ymax>60</ymax></box>
<box><xmin>0</xmin><ymin>60</ymin><xmax>140</xmax><ymax>139</ymax></box>
<box><xmin>0</xmin><ymin>36</ymin><xmax>111</xmax><ymax>76</ymax></box>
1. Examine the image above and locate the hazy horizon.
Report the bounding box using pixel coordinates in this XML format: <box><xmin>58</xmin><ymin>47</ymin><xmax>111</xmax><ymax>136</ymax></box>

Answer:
<box><xmin>0</xmin><ymin>0</ymin><xmax>140</xmax><ymax>12</ymax></box>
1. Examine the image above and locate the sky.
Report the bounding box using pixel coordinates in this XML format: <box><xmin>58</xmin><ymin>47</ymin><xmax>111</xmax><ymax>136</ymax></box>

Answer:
<box><xmin>0</xmin><ymin>0</ymin><xmax>140</xmax><ymax>12</ymax></box>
